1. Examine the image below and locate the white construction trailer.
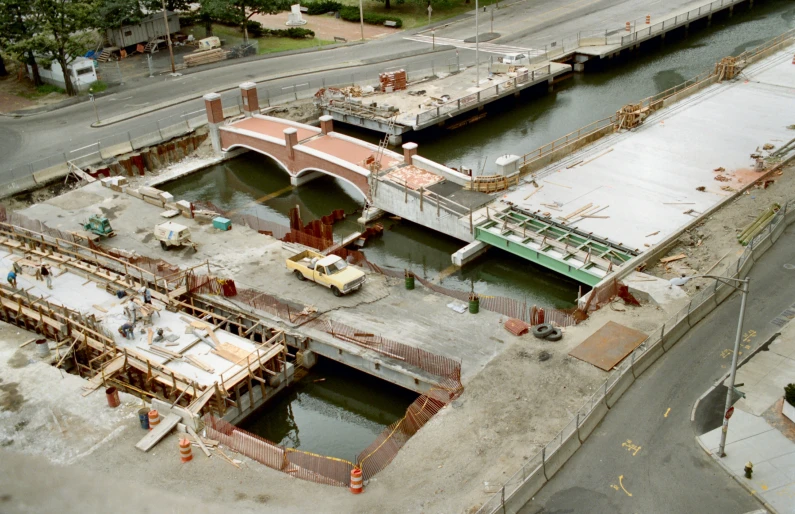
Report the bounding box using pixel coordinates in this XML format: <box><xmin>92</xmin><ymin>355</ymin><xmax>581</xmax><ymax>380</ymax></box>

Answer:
<box><xmin>105</xmin><ymin>11</ymin><xmax>180</xmax><ymax>48</ymax></box>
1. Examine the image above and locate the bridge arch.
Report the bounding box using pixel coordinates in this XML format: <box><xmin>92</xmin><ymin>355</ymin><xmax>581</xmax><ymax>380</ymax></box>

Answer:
<box><xmin>294</xmin><ymin>167</ymin><xmax>369</xmax><ymax>203</ymax></box>
<box><xmin>224</xmin><ymin>144</ymin><xmax>292</xmax><ymax>175</ymax></box>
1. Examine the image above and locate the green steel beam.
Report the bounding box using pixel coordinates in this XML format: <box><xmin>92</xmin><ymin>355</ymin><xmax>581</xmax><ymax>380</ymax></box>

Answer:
<box><xmin>475</xmin><ymin>228</ymin><xmax>602</xmax><ymax>286</ymax></box>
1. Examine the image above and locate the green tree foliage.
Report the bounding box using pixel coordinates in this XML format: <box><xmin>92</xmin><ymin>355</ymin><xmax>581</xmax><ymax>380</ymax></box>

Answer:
<box><xmin>230</xmin><ymin>0</ymin><xmax>289</xmax><ymax>41</ymax></box>
<box><xmin>0</xmin><ymin>0</ymin><xmax>44</xmax><ymax>85</ymax></box>
<box><xmin>197</xmin><ymin>0</ymin><xmax>235</xmax><ymax>37</ymax></box>
<box><xmin>25</xmin><ymin>0</ymin><xmax>99</xmax><ymax>96</ymax></box>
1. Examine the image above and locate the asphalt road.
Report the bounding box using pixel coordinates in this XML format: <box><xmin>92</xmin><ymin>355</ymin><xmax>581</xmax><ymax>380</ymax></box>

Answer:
<box><xmin>520</xmin><ymin>223</ymin><xmax>795</xmax><ymax>513</ymax></box>
<box><xmin>0</xmin><ymin>0</ymin><xmax>710</xmax><ymax>179</ymax></box>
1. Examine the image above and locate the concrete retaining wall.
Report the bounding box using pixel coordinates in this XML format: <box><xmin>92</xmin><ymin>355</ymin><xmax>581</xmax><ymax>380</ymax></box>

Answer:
<box><xmin>577</xmin><ymin>399</ymin><xmax>608</xmax><ymax>441</ymax></box>
<box><xmin>661</xmin><ymin>75</ymin><xmax>719</xmax><ymax>108</ymax></box>
<box><xmin>374</xmin><ymin>180</ymin><xmax>474</xmax><ymax>242</ymax></box>
<box><xmin>503</xmin><ymin>465</ymin><xmax>547</xmax><ymax>513</ymax></box>
<box><xmin>687</xmin><ymin>296</ymin><xmax>718</xmax><ymax>327</ymax></box>
<box><xmin>542</xmin><ymin>433</ymin><xmax>581</xmax><ymax>478</ymax></box>
<box><xmin>605</xmin><ymin>371</ymin><xmax>634</xmax><ymax>408</ymax></box>
<box><xmin>631</xmin><ymin>342</ymin><xmax>664</xmax><ymax>378</ymax></box>
<box><xmin>412</xmin><ymin>156</ymin><xmax>472</xmax><ymax>186</ymax></box>
<box><xmin>662</xmin><ymin>318</ymin><xmax>690</xmax><ymax>352</ymax></box>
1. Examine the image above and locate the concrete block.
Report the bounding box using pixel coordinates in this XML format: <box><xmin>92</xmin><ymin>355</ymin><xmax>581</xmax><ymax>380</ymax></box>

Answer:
<box><xmin>159</xmin><ymin>192</ymin><xmax>175</xmax><ymax>203</ymax></box>
<box><xmin>605</xmin><ymin>371</ymin><xmax>634</xmax><ymax>408</ymax></box>
<box><xmin>32</xmin><ymin>164</ymin><xmax>69</xmax><ymax>185</ymax></box>
<box><xmin>687</xmin><ymin>296</ymin><xmax>718</xmax><ymax>327</ymax></box>
<box><xmin>143</xmin><ymin>196</ymin><xmax>165</xmax><ymax>208</ymax></box>
<box><xmin>662</xmin><ymin>320</ymin><xmax>690</xmax><ymax>352</ymax></box>
<box><xmin>577</xmin><ymin>399</ymin><xmax>608</xmax><ymax>442</ymax></box>
<box><xmin>631</xmin><ymin>342</ymin><xmax>664</xmax><ymax>378</ymax></box>
<box><xmin>543</xmin><ymin>433</ymin><xmax>581</xmax><ymax>478</ymax></box>
<box><xmin>503</xmin><ymin>464</ymin><xmax>547</xmax><ymax>513</ymax></box>
<box><xmin>451</xmin><ymin>240</ymin><xmax>489</xmax><ymax>267</ymax></box>
<box><xmin>126</xmin><ymin>189</ymin><xmax>143</xmax><ymax>200</ymax></box>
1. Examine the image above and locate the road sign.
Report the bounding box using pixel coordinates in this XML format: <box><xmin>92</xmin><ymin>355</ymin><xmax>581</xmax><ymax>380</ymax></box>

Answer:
<box><xmin>725</xmin><ymin>406</ymin><xmax>735</xmax><ymax>420</ymax></box>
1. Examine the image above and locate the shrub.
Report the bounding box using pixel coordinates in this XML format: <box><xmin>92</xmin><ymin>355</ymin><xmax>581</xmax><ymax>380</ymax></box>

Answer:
<box><xmin>786</xmin><ymin>383</ymin><xmax>795</xmax><ymax>407</ymax></box>
<box><xmin>247</xmin><ymin>20</ymin><xmax>265</xmax><ymax>38</ymax></box>
<box><xmin>178</xmin><ymin>13</ymin><xmax>198</xmax><ymax>27</ymax></box>
<box><xmin>89</xmin><ymin>80</ymin><xmax>108</xmax><ymax>93</ymax></box>
<box><xmin>36</xmin><ymin>84</ymin><xmax>65</xmax><ymax>95</ymax></box>
<box><xmin>339</xmin><ymin>6</ymin><xmax>402</xmax><ymax>27</ymax></box>
<box><xmin>306</xmin><ymin>0</ymin><xmax>343</xmax><ymax>15</ymax></box>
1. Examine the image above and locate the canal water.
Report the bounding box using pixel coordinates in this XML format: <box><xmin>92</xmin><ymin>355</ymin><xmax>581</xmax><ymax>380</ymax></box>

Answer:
<box><xmin>165</xmin><ymin>0</ymin><xmax>793</xmax><ymax>458</ymax></box>
<box><xmin>239</xmin><ymin>357</ymin><xmax>417</xmax><ymax>461</ymax></box>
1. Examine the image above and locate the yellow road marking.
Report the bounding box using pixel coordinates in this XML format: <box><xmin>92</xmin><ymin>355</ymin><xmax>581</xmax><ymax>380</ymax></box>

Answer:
<box><xmin>664</xmin><ymin>408</ymin><xmax>671</xmax><ymax>418</ymax></box>
<box><xmin>619</xmin><ymin>475</ymin><xmax>633</xmax><ymax>497</ymax></box>
<box><xmin>622</xmin><ymin>439</ymin><xmax>642</xmax><ymax>456</ymax></box>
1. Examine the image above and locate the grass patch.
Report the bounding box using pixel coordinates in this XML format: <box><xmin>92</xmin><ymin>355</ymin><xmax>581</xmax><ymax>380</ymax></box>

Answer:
<box><xmin>89</xmin><ymin>80</ymin><xmax>108</xmax><ymax>93</ymax></box>
<box><xmin>257</xmin><ymin>37</ymin><xmax>335</xmax><ymax>54</ymax></box>
<box><xmin>17</xmin><ymin>83</ymin><xmax>66</xmax><ymax>99</ymax></box>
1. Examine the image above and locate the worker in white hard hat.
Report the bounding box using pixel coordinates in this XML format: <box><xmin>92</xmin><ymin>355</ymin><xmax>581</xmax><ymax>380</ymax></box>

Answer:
<box><xmin>139</xmin><ymin>286</ymin><xmax>152</xmax><ymax>305</ymax></box>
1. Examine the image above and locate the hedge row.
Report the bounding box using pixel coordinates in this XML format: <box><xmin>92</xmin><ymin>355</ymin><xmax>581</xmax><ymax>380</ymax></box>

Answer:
<box><xmin>338</xmin><ymin>6</ymin><xmax>403</xmax><ymax>27</ymax></box>
<box><xmin>305</xmin><ymin>0</ymin><xmax>343</xmax><ymax>15</ymax></box>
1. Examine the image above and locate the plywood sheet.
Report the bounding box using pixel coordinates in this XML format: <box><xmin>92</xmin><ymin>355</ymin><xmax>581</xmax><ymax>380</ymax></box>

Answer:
<box><xmin>569</xmin><ymin>321</ymin><xmax>647</xmax><ymax>371</ymax></box>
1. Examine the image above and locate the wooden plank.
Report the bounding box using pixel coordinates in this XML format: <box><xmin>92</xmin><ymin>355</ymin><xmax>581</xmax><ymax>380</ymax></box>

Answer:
<box><xmin>82</xmin><ymin>354</ymin><xmax>125</xmax><ymax>396</ymax></box>
<box><xmin>562</xmin><ymin>203</ymin><xmax>593</xmax><ymax>220</ymax></box>
<box><xmin>186</xmin><ymin>426</ymin><xmax>210</xmax><ymax>457</ymax></box>
<box><xmin>660</xmin><ymin>253</ymin><xmax>686</xmax><ymax>264</ymax></box>
<box><xmin>19</xmin><ymin>338</ymin><xmax>37</xmax><ymax>348</ymax></box>
<box><xmin>212</xmin><ymin>343</ymin><xmax>251</xmax><ymax>363</ymax></box>
<box><xmin>135</xmin><ymin>413</ymin><xmax>181</xmax><ymax>452</ymax></box>
<box><xmin>185</xmin><ymin>354</ymin><xmax>214</xmax><ymax>373</ymax></box>
<box><xmin>147</xmin><ymin>328</ymin><xmax>154</xmax><ymax>346</ymax></box>
<box><xmin>55</xmin><ymin>338</ymin><xmax>77</xmax><ymax>368</ymax></box>
<box><xmin>188</xmin><ymin>386</ymin><xmax>217</xmax><ymax>414</ymax></box>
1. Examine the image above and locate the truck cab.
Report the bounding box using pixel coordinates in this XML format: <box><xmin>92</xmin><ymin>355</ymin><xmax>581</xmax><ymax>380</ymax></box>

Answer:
<box><xmin>286</xmin><ymin>250</ymin><xmax>366</xmax><ymax>297</ymax></box>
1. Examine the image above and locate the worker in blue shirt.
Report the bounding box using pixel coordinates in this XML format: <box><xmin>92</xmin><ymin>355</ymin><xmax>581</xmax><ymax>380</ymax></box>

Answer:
<box><xmin>7</xmin><ymin>270</ymin><xmax>17</xmax><ymax>288</ymax></box>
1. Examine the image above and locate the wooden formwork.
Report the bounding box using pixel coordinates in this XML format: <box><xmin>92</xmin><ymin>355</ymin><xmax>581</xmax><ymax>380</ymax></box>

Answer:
<box><xmin>0</xmin><ymin>221</ymin><xmax>288</xmax><ymax>419</ymax></box>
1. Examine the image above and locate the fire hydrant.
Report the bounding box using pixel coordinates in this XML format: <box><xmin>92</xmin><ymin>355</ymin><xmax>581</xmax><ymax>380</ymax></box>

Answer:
<box><xmin>744</xmin><ymin>461</ymin><xmax>754</xmax><ymax>479</ymax></box>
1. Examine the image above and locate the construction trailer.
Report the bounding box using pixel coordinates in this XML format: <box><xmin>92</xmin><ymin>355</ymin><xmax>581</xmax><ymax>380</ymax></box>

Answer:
<box><xmin>105</xmin><ymin>11</ymin><xmax>180</xmax><ymax>49</ymax></box>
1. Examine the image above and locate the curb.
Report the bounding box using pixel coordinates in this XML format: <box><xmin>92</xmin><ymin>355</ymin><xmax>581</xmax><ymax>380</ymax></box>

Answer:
<box><xmin>694</xmin><ymin>435</ymin><xmax>780</xmax><ymax>514</ymax></box>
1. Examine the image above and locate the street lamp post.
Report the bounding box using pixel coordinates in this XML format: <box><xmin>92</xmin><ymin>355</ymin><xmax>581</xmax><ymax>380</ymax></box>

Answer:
<box><xmin>475</xmin><ymin>0</ymin><xmax>480</xmax><ymax>87</ymax></box>
<box><xmin>88</xmin><ymin>87</ymin><xmax>99</xmax><ymax>124</ymax></box>
<box><xmin>670</xmin><ymin>274</ymin><xmax>750</xmax><ymax>458</ymax></box>
<box><xmin>359</xmin><ymin>0</ymin><xmax>364</xmax><ymax>41</ymax></box>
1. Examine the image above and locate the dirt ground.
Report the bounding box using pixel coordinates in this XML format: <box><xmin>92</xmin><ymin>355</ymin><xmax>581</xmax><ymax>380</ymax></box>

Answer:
<box><xmin>647</xmin><ymin>159</ymin><xmax>795</xmax><ymax>292</ymax></box>
<box><xmin>0</xmin><ymin>61</ymin><xmax>68</xmax><ymax>114</ymax></box>
<box><xmin>252</xmin><ymin>12</ymin><xmax>400</xmax><ymax>42</ymax></box>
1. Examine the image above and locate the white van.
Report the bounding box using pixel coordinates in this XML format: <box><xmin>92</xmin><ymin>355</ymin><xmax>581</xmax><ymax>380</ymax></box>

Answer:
<box><xmin>501</xmin><ymin>53</ymin><xmax>529</xmax><ymax>66</ymax></box>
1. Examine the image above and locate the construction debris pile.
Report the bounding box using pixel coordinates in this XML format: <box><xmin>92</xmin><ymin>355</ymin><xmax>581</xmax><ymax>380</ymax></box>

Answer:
<box><xmin>379</xmin><ymin>70</ymin><xmax>407</xmax><ymax>92</ymax></box>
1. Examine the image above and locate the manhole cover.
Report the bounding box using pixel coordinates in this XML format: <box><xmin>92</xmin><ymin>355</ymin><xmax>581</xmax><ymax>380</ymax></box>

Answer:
<box><xmin>784</xmin><ymin>263</ymin><xmax>795</xmax><ymax>270</ymax></box>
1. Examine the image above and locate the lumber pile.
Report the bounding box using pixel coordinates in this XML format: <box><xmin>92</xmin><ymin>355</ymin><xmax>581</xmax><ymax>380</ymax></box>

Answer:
<box><xmin>379</xmin><ymin>70</ymin><xmax>407</xmax><ymax>92</ymax></box>
<box><xmin>183</xmin><ymin>48</ymin><xmax>226</xmax><ymax>68</ymax></box>
<box><xmin>738</xmin><ymin>203</ymin><xmax>780</xmax><ymax>246</ymax></box>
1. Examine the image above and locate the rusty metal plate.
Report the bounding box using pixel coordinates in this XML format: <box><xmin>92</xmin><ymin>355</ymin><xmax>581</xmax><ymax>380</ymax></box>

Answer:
<box><xmin>569</xmin><ymin>321</ymin><xmax>647</xmax><ymax>371</ymax></box>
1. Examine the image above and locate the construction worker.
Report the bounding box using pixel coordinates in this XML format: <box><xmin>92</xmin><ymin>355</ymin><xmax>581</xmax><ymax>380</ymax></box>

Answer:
<box><xmin>7</xmin><ymin>270</ymin><xmax>17</xmax><ymax>289</ymax></box>
<box><xmin>124</xmin><ymin>302</ymin><xmax>140</xmax><ymax>324</ymax></box>
<box><xmin>40</xmin><ymin>264</ymin><xmax>52</xmax><ymax>289</ymax></box>
<box><xmin>139</xmin><ymin>286</ymin><xmax>152</xmax><ymax>305</ymax></box>
<box><xmin>118</xmin><ymin>323</ymin><xmax>134</xmax><ymax>340</ymax></box>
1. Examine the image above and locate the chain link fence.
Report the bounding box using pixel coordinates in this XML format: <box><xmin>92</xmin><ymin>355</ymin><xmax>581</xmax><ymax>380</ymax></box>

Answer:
<box><xmin>475</xmin><ymin>199</ymin><xmax>794</xmax><ymax>514</ymax></box>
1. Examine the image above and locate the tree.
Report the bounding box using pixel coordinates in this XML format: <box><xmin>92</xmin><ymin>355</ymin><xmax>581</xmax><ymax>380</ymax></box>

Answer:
<box><xmin>0</xmin><ymin>52</ymin><xmax>7</xmax><ymax>77</ymax></box>
<box><xmin>26</xmin><ymin>0</ymin><xmax>98</xmax><ymax>96</ymax></box>
<box><xmin>198</xmin><ymin>0</ymin><xmax>234</xmax><ymax>37</ymax></box>
<box><xmin>95</xmin><ymin>0</ymin><xmax>144</xmax><ymax>48</ymax></box>
<box><xmin>0</xmin><ymin>0</ymin><xmax>44</xmax><ymax>86</ymax></box>
<box><xmin>231</xmin><ymin>0</ymin><xmax>287</xmax><ymax>41</ymax></box>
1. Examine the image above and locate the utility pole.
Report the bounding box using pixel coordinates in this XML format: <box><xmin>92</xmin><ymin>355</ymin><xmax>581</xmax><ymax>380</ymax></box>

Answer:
<box><xmin>475</xmin><ymin>0</ymin><xmax>480</xmax><ymax>87</ymax></box>
<box><xmin>161</xmin><ymin>0</ymin><xmax>176</xmax><ymax>74</ymax></box>
<box><xmin>719</xmin><ymin>277</ymin><xmax>749</xmax><ymax>457</ymax></box>
<box><xmin>359</xmin><ymin>0</ymin><xmax>365</xmax><ymax>41</ymax></box>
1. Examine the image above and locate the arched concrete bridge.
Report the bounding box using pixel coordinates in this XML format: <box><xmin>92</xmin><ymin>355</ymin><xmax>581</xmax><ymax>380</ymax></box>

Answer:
<box><xmin>203</xmin><ymin>84</ymin><xmax>403</xmax><ymax>202</ymax></box>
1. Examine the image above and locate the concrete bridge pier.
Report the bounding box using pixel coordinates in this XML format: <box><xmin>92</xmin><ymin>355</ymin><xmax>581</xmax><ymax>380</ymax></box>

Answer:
<box><xmin>203</xmin><ymin>93</ymin><xmax>224</xmax><ymax>155</ymax></box>
<box><xmin>388</xmin><ymin>134</ymin><xmax>403</xmax><ymax>146</ymax></box>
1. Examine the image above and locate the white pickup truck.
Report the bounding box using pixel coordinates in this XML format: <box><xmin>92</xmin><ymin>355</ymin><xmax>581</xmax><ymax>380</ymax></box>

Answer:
<box><xmin>286</xmin><ymin>250</ymin><xmax>365</xmax><ymax>297</ymax></box>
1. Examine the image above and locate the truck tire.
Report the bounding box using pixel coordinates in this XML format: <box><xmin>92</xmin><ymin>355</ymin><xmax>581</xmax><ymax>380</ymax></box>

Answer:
<box><xmin>331</xmin><ymin>286</ymin><xmax>342</xmax><ymax>297</ymax></box>
<box><xmin>160</xmin><ymin>241</ymin><xmax>167</xmax><ymax>250</ymax></box>
<box><xmin>532</xmin><ymin>323</ymin><xmax>554</xmax><ymax>339</ymax></box>
<box><xmin>294</xmin><ymin>270</ymin><xmax>306</xmax><ymax>281</ymax></box>
<box><xmin>545</xmin><ymin>328</ymin><xmax>563</xmax><ymax>341</ymax></box>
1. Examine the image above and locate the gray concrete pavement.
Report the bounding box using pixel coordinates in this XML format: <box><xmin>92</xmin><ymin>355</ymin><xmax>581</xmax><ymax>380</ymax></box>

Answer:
<box><xmin>520</xmin><ymin>222</ymin><xmax>795</xmax><ymax>514</ymax></box>
<box><xmin>0</xmin><ymin>0</ymin><xmax>737</xmax><ymax>182</ymax></box>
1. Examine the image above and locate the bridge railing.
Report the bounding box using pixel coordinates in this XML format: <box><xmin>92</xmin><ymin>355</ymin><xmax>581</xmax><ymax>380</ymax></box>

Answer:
<box><xmin>414</xmin><ymin>65</ymin><xmax>552</xmax><ymax>127</ymax></box>
<box><xmin>475</xmin><ymin>198</ymin><xmax>795</xmax><ymax>514</ymax></box>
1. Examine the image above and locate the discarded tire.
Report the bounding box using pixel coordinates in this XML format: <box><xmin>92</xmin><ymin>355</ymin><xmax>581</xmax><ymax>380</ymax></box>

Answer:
<box><xmin>545</xmin><ymin>328</ymin><xmax>563</xmax><ymax>341</ymax></box>
<box><xmin>532</xmin><ymin>323</ymin><xmax>554</xmax><ymax>339</ymax></box>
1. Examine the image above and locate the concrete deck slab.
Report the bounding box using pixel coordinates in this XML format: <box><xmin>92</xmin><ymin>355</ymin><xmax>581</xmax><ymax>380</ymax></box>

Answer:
<box><xmin>234</xmin><ymin>116</ymin><xmax>318</xmax><ymax>142</ymax></box>
<box><xmin>501</xmin><ymin>46</ymin><xmax>795</xmax><ymax>253</ymax></box>
<box><xmin>300</xmin><ymin>134</ymin><xmax>400</xmax><ymax>170</ymax></box>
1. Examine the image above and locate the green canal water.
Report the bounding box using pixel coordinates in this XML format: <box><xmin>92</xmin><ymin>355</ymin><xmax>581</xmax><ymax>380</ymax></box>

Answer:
<box><xmin>164</xmin><ymin>0</ymin><xmax>794</xmax><ymax>459</ymax></box>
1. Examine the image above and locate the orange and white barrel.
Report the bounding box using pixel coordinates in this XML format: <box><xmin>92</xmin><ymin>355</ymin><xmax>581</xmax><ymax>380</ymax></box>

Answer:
<box><xmin>626</xmin><ymin>21</ymin><xmax>631</xmax><ymax>31</ymax></box>
<box><xmin>148</xmin><ymin>410</ymin><xmax>160</xmax><ymax>431</ymax></box>
<box><xmin>646</xmin><ymin>15</ymin><xmax>651</xmax><ymax>24</ymax></box>
<box><xmin>350</xmin><ymin>468</ymin><xmax>363</xmax><ymax>494</ymax></box>
<box><xmin>179</xmin><ymin>438</ymin><xmax>192</xmax><ymax>463</ymax></box>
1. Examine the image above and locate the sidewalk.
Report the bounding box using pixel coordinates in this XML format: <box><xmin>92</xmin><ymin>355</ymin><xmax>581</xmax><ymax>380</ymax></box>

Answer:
<box><xmin>697</xmin><ymin>318</ymin><xmax>795</xmax><ymax>514</ymax></box>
